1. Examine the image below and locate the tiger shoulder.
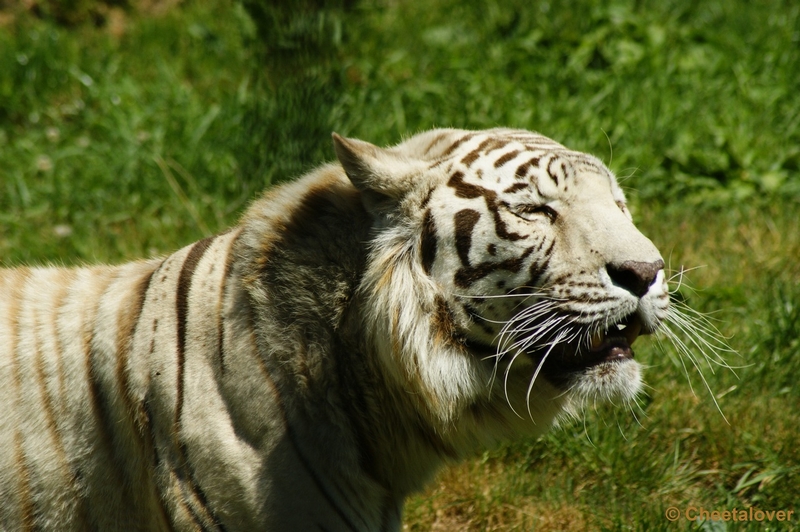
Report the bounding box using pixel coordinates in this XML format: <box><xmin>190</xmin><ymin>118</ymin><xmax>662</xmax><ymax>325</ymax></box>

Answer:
<box><xmin>0</xmin><ymin>127</ymin><xmax>669</xmax><ymax>531</ymax></box>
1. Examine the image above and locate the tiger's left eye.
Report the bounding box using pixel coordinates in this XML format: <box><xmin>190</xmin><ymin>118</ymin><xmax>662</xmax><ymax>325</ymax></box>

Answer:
<box><xmin>510</xmin><ymin>204</ymin><xmax>558</xmax><ymax>223</ymax></box>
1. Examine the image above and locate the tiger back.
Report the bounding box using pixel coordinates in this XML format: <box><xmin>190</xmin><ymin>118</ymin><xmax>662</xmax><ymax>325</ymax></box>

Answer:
<box><xmin>0</xmin><ymin>128</ymin><xmax>669</xmax><ymax>531</ymax></box>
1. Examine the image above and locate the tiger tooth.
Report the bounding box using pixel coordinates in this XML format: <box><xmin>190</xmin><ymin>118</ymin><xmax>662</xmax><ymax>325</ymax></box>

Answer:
<box><xmin>590</xmin><ymin>330</ymin><xmax>604</xmax><ymax>350</ymax></box>
<box><xmin>624</xmin><ymin>319</ymin><xmax>642</xmax><ymax>345</ymax></box>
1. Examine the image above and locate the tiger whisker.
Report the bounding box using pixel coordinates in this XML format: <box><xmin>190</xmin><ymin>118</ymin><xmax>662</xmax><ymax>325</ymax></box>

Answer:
<box><xmin>665</xmin><ymin>307</ymin><xmax>740</xmax><ymax>373</ymax></box>
<box><xmin>525</xmin><ymin>331</ymin><xmax>569</xmax><ymax>421</ymax></box>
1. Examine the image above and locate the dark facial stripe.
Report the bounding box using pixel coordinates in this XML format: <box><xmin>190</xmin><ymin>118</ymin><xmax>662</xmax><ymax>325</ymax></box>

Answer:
<box><xmin>571</xmin><ymin>154</ymin><xmax>606</xmax><ymax>175</ymax></box>
<box><xmin>494</xmin><ymin>149</ymin><xmax>521</xmax><ymax>168</ymax></box>
<box><xmin>422</xmin><ymin>131</ymin><xmax>451</xmax><ymax>157</ymax></box>
<box><xmin>453</xmin><ymin>209</ymin><xmax>481</xmax><ymax>267</ymax></box>
<box><xmin>460</xmin><ymin>138</ymin><xmax>505</xmax><ymax>167</ymax></box>
<box><xmin>448</xmin><ymin>172</ymin><xmax>524</xmax><ymax>242</ymax></box>
<box><xmin>440</xmin><ymin>133</ymin><xmax>475</xmax><ymax>157</ymax></box>
<box><xmin>455</xmin><ymin>246</ymin><xmax>534</xmax><ymax>289</ymax></box>
<box><xmin>515</xmin><ymin>157</ymin><xmax>541</xmax><ymax>179</ymax></box>
<box><xmin>503</xmin><ymin>182</ymin><xmax>528</xmax><ymax>194</ymax></box>
<box><xmin>520</xmin><ymin>240</ymin><xmax>555</xmax><ymax>290</ymax></box>
<box><xmin>420</xmin><ymin>209</ymin><xmax>438</xmax><ymax>275</ymax></box>
<box><xmin>547</xmin><ymin>158</ymin><xmax>560</xmax><ymax>185</ymax></box>
<box><xmin>483</xmin><ymin>139</ymin><xmax>509</xmax><ymax>156</ymax></box>
<box><xmin>546</xmin><ymin>157</ymin><xmax>575</xmax><ymax>187</ymax></box>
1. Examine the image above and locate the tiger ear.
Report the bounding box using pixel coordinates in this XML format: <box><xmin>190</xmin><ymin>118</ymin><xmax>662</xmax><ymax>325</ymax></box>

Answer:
<box><xmin>332</xmin><ymin>133</ymin><xmax>415</xmax><ymax>214</ymax></box>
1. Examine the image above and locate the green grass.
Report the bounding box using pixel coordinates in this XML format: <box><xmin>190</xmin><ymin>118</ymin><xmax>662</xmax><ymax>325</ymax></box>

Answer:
<box><xmin>1</xmin><ymin>0</ymin><xmax>799</xmax><ymax>529</ymax></box>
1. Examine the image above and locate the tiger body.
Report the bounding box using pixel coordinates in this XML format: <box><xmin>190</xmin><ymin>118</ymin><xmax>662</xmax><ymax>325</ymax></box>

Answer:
<box><xmin>0</xmin><ymin>128</ymin><xmax>669</xmax><ymax>531</ymax></box>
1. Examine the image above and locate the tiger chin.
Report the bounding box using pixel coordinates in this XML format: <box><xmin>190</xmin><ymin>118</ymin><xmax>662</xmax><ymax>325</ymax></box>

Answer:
<box><xmin>0</xmin><ymin>128</ymin><xmax>668</xmax><ymax>531</ymax></box>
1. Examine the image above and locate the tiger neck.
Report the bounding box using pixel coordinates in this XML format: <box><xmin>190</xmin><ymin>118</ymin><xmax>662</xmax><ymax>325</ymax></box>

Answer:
<box><xmin>235</xmin><ymin>169</ymin><xmax>465</xmax><ymax>498</ymax></box>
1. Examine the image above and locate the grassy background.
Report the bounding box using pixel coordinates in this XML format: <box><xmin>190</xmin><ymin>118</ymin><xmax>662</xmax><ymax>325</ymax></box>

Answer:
<box><xmin>1</xmin><ymin>0</ymin><xmax>799</xmax><ymax>529</ymax></box>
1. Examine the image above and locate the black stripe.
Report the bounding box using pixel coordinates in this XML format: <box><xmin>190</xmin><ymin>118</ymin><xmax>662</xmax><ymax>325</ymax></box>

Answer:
<box><xmin>460</xmin><ymin>138</ymin><xmax>496</xmax><ymax>167</ymax></box>
<box><xmin>419</xmin><ymin>187</ymin><xmax>434</xmax><ymax>210</ymax></box>
<box><xmin>547</xmin><ymin>157</ymin><xmax>568</xmax><ymax>186</ymax></box>
<box><xmin>494</xmin><ymin>149</ymin><xmax>520</xmax><ymax>168</ymax></box>
<box><xmin>175</xmin><ymin>478</ymin><xmax>219</xmax><ymax>532</ymax></box>
<box><xmin>112</xmin><ymin>265</ymin><xmax>175</xmax><ymax>529</ymax></box>
<box><xmin>453</xmin><ymin>209</ymin><xmax>481</xmax><ymax>267</ymax></box>
<box><xmin>503</xmin><ymin>182</ymin><xmax>528</xmax><ymax>194</ymax></box>
<box><xmin>515</xmin><ymin>157</ymin><xmax>540</xmax><ymax>179</ymax></box>
<box><xmin>422</xmin><ymin>131</ymin><xmax>450</xmax><ymax>157</ymax></box>
<box><xmin>142</xmin><ymin>400</ymin><xmax>175</xmax><ymax>529</ymax></box>
<box><xmin>483</xmin><ymin>138</ymin><xmax>509</xmax><ymax>156</ymax></box>
<box><xmin>440</xmin><ymin>133</ymin><xmax>475</xmax><ymax>157</ymax></box>
<box><xmin>464</xmin><ymin>304</ymin><xmax>495</xmax><ymax>335</ymax></box>
<box><xmin>420</xmin><ymin>209</ymin><xmax>438</xmax><ymax>275</ymax></box>
<box><xmin>455</xmin><ymin>246</ymin><xmax>534</xmax><ymax>289</ymax></box>
<box><xmin>522</xmin><ymin>240</ymin><xmax>554</xmax><ymax>290</ymax></box>
<box><xmin>174</xmin><ymin>237</ymin><xmax>215</xmax><ymax>432</ymax></box>
<box><xmin>173</xmin><ymin>236</ymin><xmax>226</xmax><ymax>531</ymax></box>
<box><xmin>117</xmin><ymin>266</ymin><xmax>158</xmax><ymax>433</ymax></box>
<box><xmin>448</xmin><ymin>172</ymin><xmax>525</xmax><ymax>242</ymax></box>
<box><xmin>217</xmin><ymin>231</ymin><xmax>241</xmax><ymax>375</ymax></box>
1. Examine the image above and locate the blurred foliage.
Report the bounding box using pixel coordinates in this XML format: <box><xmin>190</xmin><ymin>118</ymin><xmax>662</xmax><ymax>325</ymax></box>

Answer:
<box><xmin>240</xmin><ymin>0</ymin><xmax>355</xmax><ymax>73</ymax></box>
<box><xmin>9</xmin><ymin>0</ymin><xmax>132</xmax><ymax>27</ymax></box>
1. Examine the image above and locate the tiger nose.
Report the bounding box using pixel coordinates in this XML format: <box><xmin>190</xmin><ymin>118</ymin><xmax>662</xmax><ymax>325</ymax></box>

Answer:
<box><xmin>606</xmin><ymin>259</ymin><xmax>664</xmax><ymax>297</ymax></box>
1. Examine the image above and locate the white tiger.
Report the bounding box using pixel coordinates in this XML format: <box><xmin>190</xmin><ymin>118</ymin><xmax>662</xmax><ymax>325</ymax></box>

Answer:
<box><xmin>0</xmin><ymin>128</ymin><xmax>669</xmax><ymax>531</ymax></box>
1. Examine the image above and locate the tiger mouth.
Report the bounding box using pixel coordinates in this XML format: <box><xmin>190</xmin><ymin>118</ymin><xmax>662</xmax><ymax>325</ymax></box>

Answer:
<box><xmin>586</xmin><ymin>312</ymin><xmax>643</xmax><ymax>366</ymax></box>
<box><xmin>538</xmin><ymin>313</ymin><xmax>645</xmax><ymax>380</ymax></box>
<box><xmin>464</xmin><ymin>312</ymin><xmax>647</xmax><ymax>381</ymax></box>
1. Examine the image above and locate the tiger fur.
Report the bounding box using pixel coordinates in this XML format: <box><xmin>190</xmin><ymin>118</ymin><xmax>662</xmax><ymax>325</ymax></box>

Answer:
<box><xmin>0</xmin><ymin>128</ymin><xmax>669</xmax><ymax>531</ymax></box>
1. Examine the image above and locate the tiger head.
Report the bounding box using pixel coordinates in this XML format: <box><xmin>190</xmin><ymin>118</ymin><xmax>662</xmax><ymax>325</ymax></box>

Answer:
<box><xmin>334</xmin><ymin>128</ymin><xmax>669</xmax><ymax>436</ymax></box>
